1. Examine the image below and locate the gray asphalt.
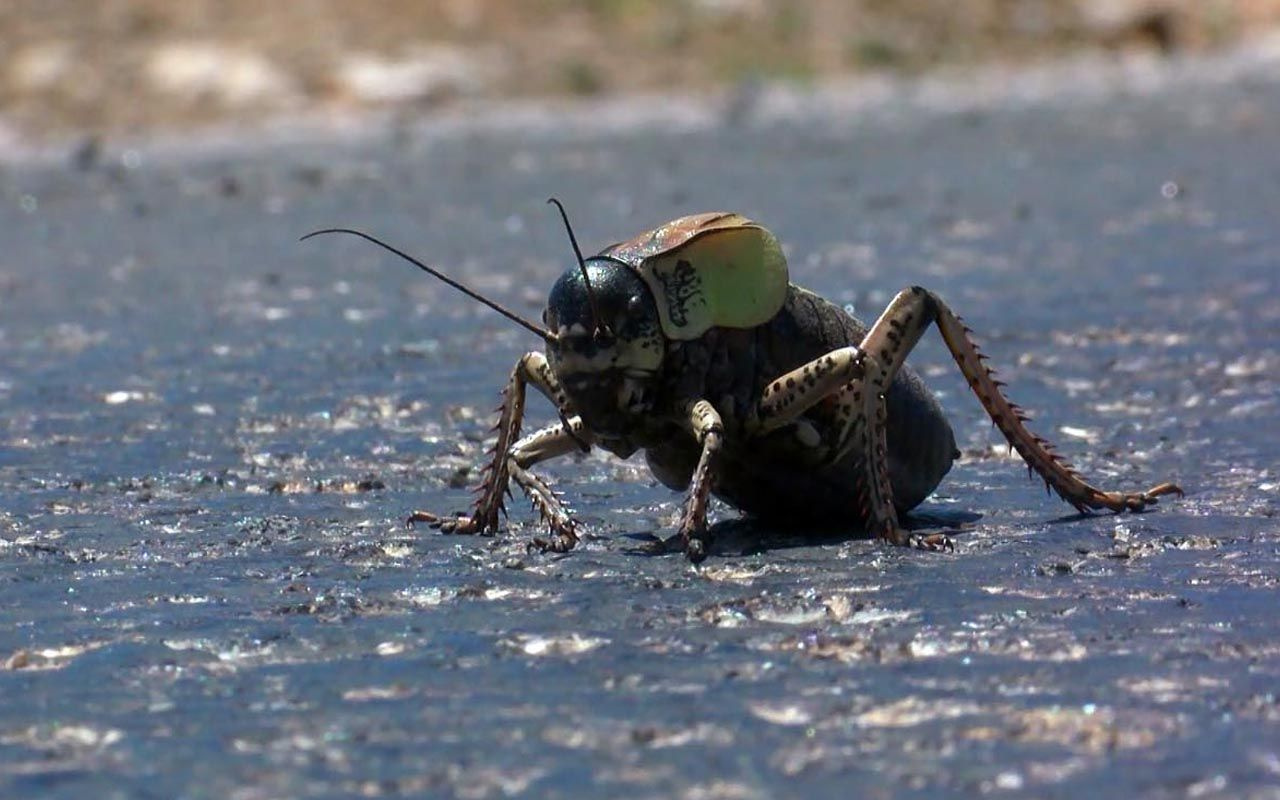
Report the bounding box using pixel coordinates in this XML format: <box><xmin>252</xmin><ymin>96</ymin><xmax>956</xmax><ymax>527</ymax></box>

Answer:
<box><xmin>2</xmin><ymin>63</ymin><xmax>1279</xmax><ymax>799</ymax></box>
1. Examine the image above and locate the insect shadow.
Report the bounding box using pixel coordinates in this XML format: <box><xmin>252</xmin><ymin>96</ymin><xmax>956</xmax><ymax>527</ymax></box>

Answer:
<box><xmin>1044</xmin><ymin>510</ymin><xmax>1114</xmax><ymax>525</ymax></box>
<box><xmin>624</xmin><ymin>507</ymin><xmax>982</xmax><ymax>559</ymax></box>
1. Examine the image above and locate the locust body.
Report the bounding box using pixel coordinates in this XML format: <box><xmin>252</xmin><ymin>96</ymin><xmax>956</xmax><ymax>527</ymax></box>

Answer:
<box><xmin>638</xmin><ymin>286</ymin><xmax>957</xmax><ymax>527</ymax></box>
<box><xmin>306</xmin><ymin>208</ymin><xmax>1181</xmax><ymax>561</ymax></box>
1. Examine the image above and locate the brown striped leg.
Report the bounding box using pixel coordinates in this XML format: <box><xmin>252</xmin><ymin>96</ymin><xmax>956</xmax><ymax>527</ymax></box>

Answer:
<box><xmin>508</xmin><ymin>417</ymin><xmax>595</xmax><ymax>553</ymax></box>
<box><xmin>408</xmin><ymin>351</ymin><xmax>582</xmax><ymax>536</ymax></box>
<box><xmin>860</xmin><ymin>286</ymin><xmax>1183</xmax><ymax>515</ymax></box>
<box><xmin>677</xmin><ymin>399</ymin><xmax>724</xmax><ymax>562</ymax></box>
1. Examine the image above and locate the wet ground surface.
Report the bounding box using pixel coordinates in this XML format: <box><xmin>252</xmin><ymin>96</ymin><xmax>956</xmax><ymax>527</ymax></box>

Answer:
<box><xmin>2</xmin><ymin>70</ymin><xmax>1279</xmax><ymax>798</ymax></box>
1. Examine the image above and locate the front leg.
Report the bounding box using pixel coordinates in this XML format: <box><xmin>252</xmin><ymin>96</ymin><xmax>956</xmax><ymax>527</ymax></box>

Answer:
<box><xmin>675</xmin><ymin>399</ymin><xmax>724</xmax><ymax>562</ymax></box>
<box><xmin>409</xmin><ymin>351</ymin><xmax>579</xmax><ymax>536</ymax></box>
<box><xmin>507</xmin><ymin>416</ymin><xmax>596</xmax><ymax>553</ymax></box>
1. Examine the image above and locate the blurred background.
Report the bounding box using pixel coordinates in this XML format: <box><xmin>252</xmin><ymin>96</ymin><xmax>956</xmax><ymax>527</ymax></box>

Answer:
<box><xmin>4</xmin><ymin>0</ymin><xmax>1280</xmax><ymax>143</ymax></box>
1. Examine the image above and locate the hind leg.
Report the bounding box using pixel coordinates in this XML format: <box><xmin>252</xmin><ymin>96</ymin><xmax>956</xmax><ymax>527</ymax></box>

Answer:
<box><xmin>858</xmin><ymin>287</ymin><xmax>1182</xmax><ymax>514</ymax></box>
<box><xmin>751</xmin><ymin>287</ymin><xmax>1181</xmax><ymax>548</ymax></box>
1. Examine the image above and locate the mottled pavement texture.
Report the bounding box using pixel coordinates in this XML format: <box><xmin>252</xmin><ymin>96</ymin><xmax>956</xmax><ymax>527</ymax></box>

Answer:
<box><xmin>1</xmin><ymin>69</ymin><xmax>1279</xmax><ymax>798</ymax></box>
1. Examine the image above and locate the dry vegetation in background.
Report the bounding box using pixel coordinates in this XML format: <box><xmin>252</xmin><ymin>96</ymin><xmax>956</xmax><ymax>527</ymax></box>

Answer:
<box><xmin>3</xmin><ymin>0</ymin><xmax>1280</xmax><ymax>139</ymax></box>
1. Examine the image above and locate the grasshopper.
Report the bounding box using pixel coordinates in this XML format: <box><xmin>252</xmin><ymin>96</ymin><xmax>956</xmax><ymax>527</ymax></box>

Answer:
<box><xmin>305</xmin><ymin>202</ymin><xmax>1181</xmax><ymax>561</ymax></box>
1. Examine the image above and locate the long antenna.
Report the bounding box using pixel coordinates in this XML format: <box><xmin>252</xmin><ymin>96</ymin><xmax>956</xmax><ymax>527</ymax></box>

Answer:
<box><xmin>301</xmin><ymin>228</ymin><xmax>554</xmax><ymax>343</ymax></box>
<box><xmin>546</xmin><ymin>198</ymin><xmax>606</xmax><ymax>335</ymax></box>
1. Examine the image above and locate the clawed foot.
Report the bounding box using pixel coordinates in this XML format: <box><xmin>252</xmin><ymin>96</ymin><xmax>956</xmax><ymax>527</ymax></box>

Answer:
<box><xmin>674</xmin><ymin>500</ymin><xmax>712</xmax><ymax>563</ymax></box>
<box><xmin>632</xmin><ymin>528</ymin><xmax>709</xmax><ymax>562</ymax></box>
<box><xmin>406</xmin><ymin>510</ymin><xmax>488</xmax><ymax>535</ymax></box>
<box><xmin>409</xmin><ymin>509</ymin><xmax>582</xmax><ymax>554</ymax></box>
<box><xmin>878</xmin><ymin>522</ymin><xmax>955</xmax><ymax>553</ymax></box>
<box><xmin>529</xmin><ymin>521</ymin><xmax>579</xmax><ymax>554</ymax></box>
<box><xmin>1098</xmin><ymin>481</ymin><xmax>1184</xmax><ymax>512</ymax></box>
<box><xmin>905</xmin><ymin>531</ymin><xmax>955</xmax><ymax>552</ymax></box>
<box><xmin>678</xmin><ymin>523</ymin><xmax>710</xmax><ymax>563</ymax></box>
